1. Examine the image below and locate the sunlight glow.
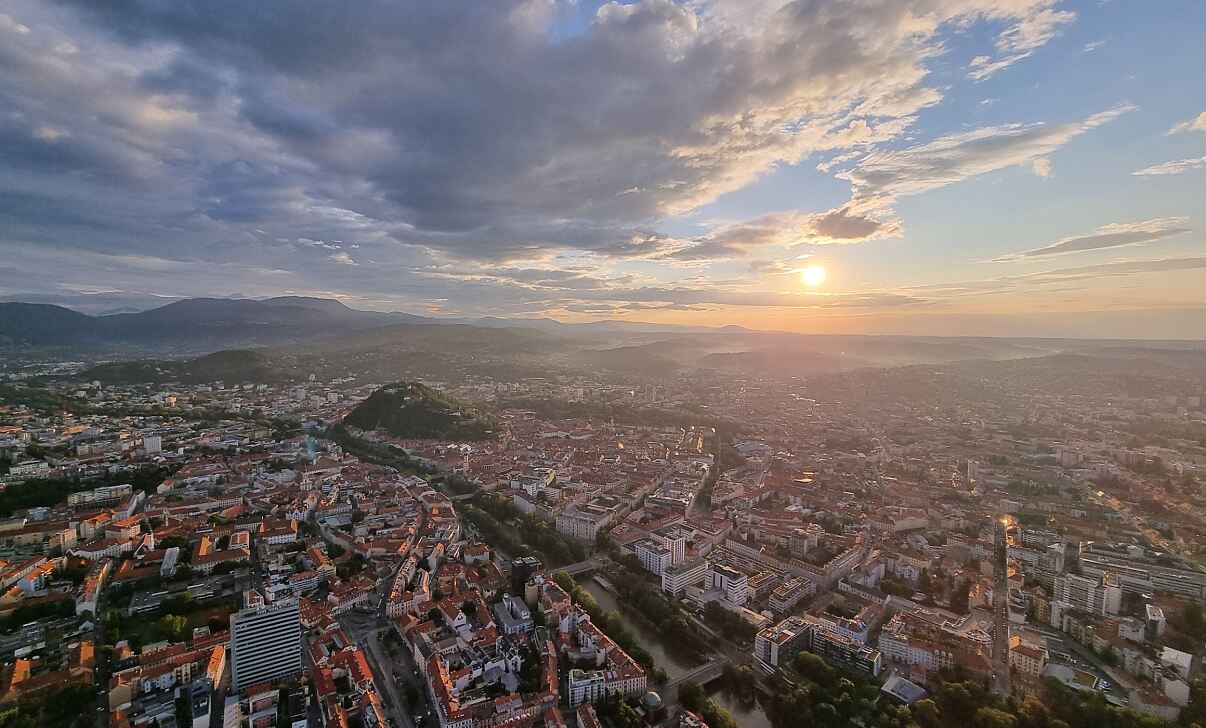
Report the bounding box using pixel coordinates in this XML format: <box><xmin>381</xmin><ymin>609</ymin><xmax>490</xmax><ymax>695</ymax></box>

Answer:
<box><xmin>801</xmin><ymin>264</ymin><xmax>827</xmax><ymax>288</ymax></box>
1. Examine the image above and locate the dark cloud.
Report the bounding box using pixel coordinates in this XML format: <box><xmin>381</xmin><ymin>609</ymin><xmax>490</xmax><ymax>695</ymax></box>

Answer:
<box><xmin>0</xmin><ymin>0</ymin><xmax>1078</xmax><ymax>313</ymax></box>
<box><xmin>808</xmin><ymin>207</ymin><xmax>894</xmax><ymax>240</ymax></box>
<box><xmin>670</xmin><ymin>206</ymin><xmax>898</xmax><ymax>261</ymax></box>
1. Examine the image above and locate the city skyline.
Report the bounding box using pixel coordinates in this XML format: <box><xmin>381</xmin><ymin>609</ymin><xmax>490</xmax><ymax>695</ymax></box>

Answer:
<box><xmin>1</xmin><ymin>0</ymin><xmax>1205</xmax><ymax>338</ymax></box>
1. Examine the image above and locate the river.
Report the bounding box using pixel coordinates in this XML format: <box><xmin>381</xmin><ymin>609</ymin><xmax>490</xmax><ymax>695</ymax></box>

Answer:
<box><xmin>707</xmin><ymin>688</ymin><xmax>774</xmax><ymax>728</ymax></box>
<box><xmin>579</xmin><ymin>577</ymin><xmax>775</xmax><ymax>728</ymax></box>
<box><xmin>580</xmin><ymin>576</ymin><xmax>699</xmax><ymax>680</ymax></box>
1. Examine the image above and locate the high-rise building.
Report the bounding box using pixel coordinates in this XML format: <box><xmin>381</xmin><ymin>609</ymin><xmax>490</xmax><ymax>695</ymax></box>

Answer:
<box><xmin>707</xmin><ymin>564</ymin><xmax>748</xmax><ymax>606</ymax></box>
<box><xmin>1052</xmin><ymin>572</ymin><xmax>1121</xmax><ymax>616</ymax></box>
<box><xmin>230</xmin><ymin>596</ymin><xmax>302</xmax><ymax>693</ymax></box>
<box><xmin>754</xmin><ymin>616</ymin><xmax>812</xmax><ymax>667</ymax></box>
<box><xmin>661</xmin><ymin>557</ymin><xmax>708</xmax><ymax>597</ymax></box>
<box><xmin>511</xmin><ymin>556</ymin><xmax>543</xmax><ymax>594</ymax></box>
<box><xmin>635</xmin><ymin>539</ymin><xmax>674</xmax><ymax>576</ymax></box>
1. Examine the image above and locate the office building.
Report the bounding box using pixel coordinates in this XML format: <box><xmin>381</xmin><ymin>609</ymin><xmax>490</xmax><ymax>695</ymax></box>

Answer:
<box><xmin>661</xmin><ymin>558</ymin><xmax>707</xmax><ymax>597</ymax></box>
<box><xmin>636</xmin><ymin>539</ymin><xmax>674</xmax><ymax>576</ymax></box>
<box><xmin>754</xmin><ymin>616</ymin><xmax>812</xmax><ymax>667</ymax></box>
<box><xmin>1052</xmin><ymin>572</ymin><xmax>1121</xmax><ymax>616</ymax></box>
<box><xmin>230</xmin><ymin>597</ymin><xmax>302</xmax><ymax>692</ymax></box>
<box><xmin>706</xmin><ymin>564</ymin><xmax>748</xmax><ymax>606</ymax></box>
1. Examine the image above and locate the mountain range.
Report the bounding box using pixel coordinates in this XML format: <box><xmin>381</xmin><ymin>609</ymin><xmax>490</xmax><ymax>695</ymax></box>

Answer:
<box><xmin>4</xmin><ymin>295</ymin><xmax>1205</xmax><ymax>383</ymax></box>
<box><xmin>0</xmin><ymin>296</ymin><xmax>740</xmax><ymax>350</ymax></box>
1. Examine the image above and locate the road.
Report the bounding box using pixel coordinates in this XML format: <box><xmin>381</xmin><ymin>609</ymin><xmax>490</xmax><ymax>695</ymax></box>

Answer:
<box><xmin>94</xmin><ymin>568</ymin><xmax>111</xmax><ymax>728</ymax></box>
<box><xmin>558</xmin><ymin>556</ymin><xmax>603</xmax><ymax>576</ymax></box>
<box><xmin>666</xmin><ymin>655</ymin><xmax>732</xmax><ymax>689</ymax></box>
<box><xmin>341</xmin><ymin>608</ymin><xmax>433</xmax><ymax>728</ymax></box>
<box><xmin>991</xmin><ymin>517</ymin><xmax>1012</xmax><ymax>698</ymax></box>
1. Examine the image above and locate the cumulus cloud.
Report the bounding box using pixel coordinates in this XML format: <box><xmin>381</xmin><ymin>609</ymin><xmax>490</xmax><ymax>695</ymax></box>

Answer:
<box><xmin>1031</xmin><ymin>157</ymin><xmax>1052</xmax><ymax>178</ymax></box>
<box><xmin>2</xmin><ymin>2</ymin><xmax>1075</xmax><ymax>252</ymax></box>
<box><xmin>994</xmin><ymin>218</ymin><xmax>1192</xmax><ymax>260</ymax></box>
<box><xmin>1169</xmin><ymin>111</ymin><xmax>1206</xmax><ymax>134</ymax></box>
<box><xmin>0</xmin><ymin>0</ymin><xmax>1093</xmax><ymax>316</ymax></box>
<box><xmin>1132</xmin><ymin>155</ymin><xmax>1206</xmax><ymax>177</ymax></box>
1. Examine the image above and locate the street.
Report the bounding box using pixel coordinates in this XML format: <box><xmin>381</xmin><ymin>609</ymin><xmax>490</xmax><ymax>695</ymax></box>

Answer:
<box><xmin>340</xmin><ymin>607</ymin><xmax>433</xmax><ymax>728</ymax></box>
<box><xmin>991</xmin><ymin>516</ymin><xmax>1012</xmax><ymax>698</ymax></box>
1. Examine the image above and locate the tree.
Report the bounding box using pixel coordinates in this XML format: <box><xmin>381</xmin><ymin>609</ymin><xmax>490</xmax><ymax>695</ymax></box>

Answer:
<box><xmin>952</xmin><ymin>579</ymin><xmax>972</xmax><ymax>613</ymax></box>
<box><xmin>402</xmin><ymin>682</ymin><xmax>420</xmax><ymax>710</ymax></box>
<box><xmin>974</xmin><ymin>707</ymin><xmax>1017</xmax><ymax>728</ymax></box>
<box><xmin>913</xmin><ymin>698</ymin><xmax>940</xmax><ymax>728</ymax></box>
<box><xmin>615</xmin><ymin>700</ymin><xmax>640</xmax><ymax>728</ymax></box>
<box><xmin>794</xmin><ymin>652</ymin><xmax>838</xmax><ymax>689</ymax></box>
<box><xmin>158</xmin><ymin>614</ymin><xmax>189</xmax><ymax>642</ymax></box>
<box><xmin>679</xmin><ymin>681</ymin><xmax>706</xmax><ymax>712</ymax></box>
<box><xmin>1180</xmin><ymin>681</ymin><xmax>1206</xmax><ymax>728</ymax></box>
<box><xmin>1171</xmin><ymin>602</ymin><xmax>1206</xmax><ymax>643</ymax></box>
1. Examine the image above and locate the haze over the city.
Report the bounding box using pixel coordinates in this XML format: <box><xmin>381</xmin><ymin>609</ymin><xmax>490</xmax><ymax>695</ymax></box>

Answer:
<box><xmin>7</xmin><ymin>6</ymin><xmax>1206</xmax><ymax>728</ymax></box>
<box><xmin>1</xmin><ymin>0</ymin><xmax>1204</xmax><ymax>337</ymax></box>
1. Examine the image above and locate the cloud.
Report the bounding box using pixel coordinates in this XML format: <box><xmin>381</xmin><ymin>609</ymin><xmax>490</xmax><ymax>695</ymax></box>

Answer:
<box><xmin>909</xmin><ymin>255</ymin><xmax>1206</xmax><ymax>297</ymax></box>
<box><xmin>668</xmin><ymin>206</ymin><xmax>900</xmax><ymax>260</ymax></box>
<box><xmin>0</xmin><ymin>0</ymin><xmax>1145</xmax><ymax>324</ymax></box>
<box><xmin>968</xmin><ymin>3</ymin><xmax>1076</xmax><ymax>80</ymax></box>
<box><xmin>1031</xmin><ymin>157</ymin><xmax>1052</xmax><ymax>178</ymax></box>
<box><xmin>0</xmin><ymin>0</ymin><xmax>1079</xmax><ymax>270</ymax></box>
<box><xmin>554</xmin><ymin>286</ymin><xmax>932</xmax><ymax>310</ymax></box>
<box><xmin>1132</xmin><ymin>155</ymin><xmax>1206</xmax><ymax>177</ymax></box>
<box><xmin>994</xmin><ymin>218</ymin><xmax>1192</xmax><ymax>260</ymax></box>
<box><xmin>838</xmin><ymin>104</ymin><xmax>1133</xmax><ymax>212</ymax></box>
<box><xmin>1169</xmin><ymin>111</ymin><xmax>1206</xmax><ymax>134</ymax></box>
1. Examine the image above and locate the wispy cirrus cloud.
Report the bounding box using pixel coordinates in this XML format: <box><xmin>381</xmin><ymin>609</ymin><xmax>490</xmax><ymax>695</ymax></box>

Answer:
<box><xmin>1132</xmin><ymin>155</ymin><xmax>1206</xmax><ymax>177</ymax></box>
<box><xmin>1169</xmin><ymin>111</ymin><xmax>1206</xmax><ymax>134</ymax></box>
<box><xmin>993</xmin><ymin>218</ymin><xmax>1192</xmax><ymax>261</ymax></box>
<box><xmin>909</xmin><ymin>255</ymin><xmax>1206</xmax><ymax>297</ymax></box>
<box><xmin>968</xmin><ymin>2</ymin><xmax>1076</xmax><ymax>80</ymax></box>
<box><xmin>837</xmin><ymin>104</ymin><xmax>1133</xmax><ymax>212</ymax></box>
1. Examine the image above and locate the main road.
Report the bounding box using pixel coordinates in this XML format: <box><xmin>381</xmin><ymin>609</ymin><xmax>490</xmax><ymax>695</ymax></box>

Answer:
<box><xmin>991</xmin><ymin>516</ymin><xmax>1012</xmax><ymax>698</ymax></box>
<box><xmin>341</xmin><ymin>607</ymin><xmax>432</xmax><ymax>728</ymax></box>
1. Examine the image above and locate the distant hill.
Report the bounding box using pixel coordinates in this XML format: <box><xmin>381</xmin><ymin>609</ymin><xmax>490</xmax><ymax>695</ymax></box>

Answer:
<box><xmin>0</xmin><ymin>303</ymin><xmax>101</xmax><ymax>345</ymax></box>
<box><xmin>0</xmin><ymin>296</ymin><xmax>429</xmax><ymax>351</ymax></box>
<box><xmin>344</xmin><ymin>382</ymin><xmax>494</xmax><ymax>441</ymax></box>
<box><xmin>81</xmin><ymin>350</ymin><xmax>298</xmax><ymax>385</ymax></box>
<box><xmin>6</xmin><ymin>295</ymin><xmax>1204</xmax><ymax>386</ymax></box>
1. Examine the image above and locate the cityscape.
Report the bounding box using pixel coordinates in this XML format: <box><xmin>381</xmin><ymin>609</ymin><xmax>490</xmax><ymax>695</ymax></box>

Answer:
<box><xmin>1</xmin><ymin>2</ymin><xmax>1205</xmax><ymax>728</ymax></box>
<box><xmin>0</xmin><ymin>321</ymin><xmax>1204</xmax><ymax>728</ymax></box>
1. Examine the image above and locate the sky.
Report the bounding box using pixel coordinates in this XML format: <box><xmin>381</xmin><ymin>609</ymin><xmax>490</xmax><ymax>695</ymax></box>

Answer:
<box><xmin>1</xmin><ymin>0</ymin><xmax>1204</xmax><ymax>338</ymax></box>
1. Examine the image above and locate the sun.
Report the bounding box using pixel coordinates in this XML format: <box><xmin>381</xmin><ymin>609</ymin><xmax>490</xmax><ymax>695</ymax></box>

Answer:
<box><xmin>800</xmin><ymin>264</ymin><xmax>826</xmax><ymax>288</ymax></box>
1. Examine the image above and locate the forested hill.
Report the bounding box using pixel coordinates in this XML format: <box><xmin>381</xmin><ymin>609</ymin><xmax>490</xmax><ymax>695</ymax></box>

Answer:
<box><xmin>343</xmin><ymin>382</ymin><xmax>494</xmax><ymax>441</ymax></box>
